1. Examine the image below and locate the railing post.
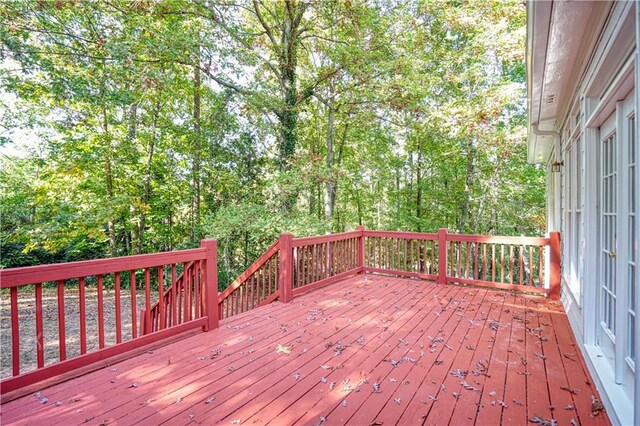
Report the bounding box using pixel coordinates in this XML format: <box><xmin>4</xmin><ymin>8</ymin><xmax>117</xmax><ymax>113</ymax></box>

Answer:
<box><xmin>437</xmin><ymin>228</ymin><xmax>448</xmax><ymax>285</ymax></box>
<box><xmin>549</xmin><ymin>231</ymin><xmax>561</xmax><ymax>300</ymax></box>
<box><xmin>201</xmin><ymin>239</ymin><xmax>219</xmax><ymax>331</ymax></box>
<box><xmin>356</xmin><ymin>225</ymin><xmax>365</xmax><ymax>272</ymax></box>
<box><xmin>279</xmin><ymin>233</ymin><xmax>294</xmax><ymax>303</ymax></box>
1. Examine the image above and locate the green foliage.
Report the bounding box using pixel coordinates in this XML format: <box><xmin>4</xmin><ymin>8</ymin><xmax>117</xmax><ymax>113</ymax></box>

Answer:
<box><xmin>1</xmin><ymin>0</ymin><xmax>544</xmax><ymax>288</ymax></box>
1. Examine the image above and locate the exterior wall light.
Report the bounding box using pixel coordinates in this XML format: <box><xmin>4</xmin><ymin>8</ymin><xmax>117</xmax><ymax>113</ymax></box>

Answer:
<box><xmin>551</xmin><ymin>160</ymin><xmax>564</xmax><ymax>173</ymax></box>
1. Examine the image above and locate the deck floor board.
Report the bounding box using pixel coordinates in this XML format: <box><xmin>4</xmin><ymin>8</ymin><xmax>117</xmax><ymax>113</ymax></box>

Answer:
<box><xmin>1</xmin><ymin>275</ymin><xmax>610</xmax><ymax>425</ymax></box>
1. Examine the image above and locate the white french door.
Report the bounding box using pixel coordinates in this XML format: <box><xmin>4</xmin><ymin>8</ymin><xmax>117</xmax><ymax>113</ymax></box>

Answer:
<box><xmin>597</xmin><ymin>91</ymin><xmax>636</xmax><ymax>395</ymax></box>
<box><xmin>599</xmin><ymin>113</ymin><xmax>617</xmax><ymax>363</ymax></box>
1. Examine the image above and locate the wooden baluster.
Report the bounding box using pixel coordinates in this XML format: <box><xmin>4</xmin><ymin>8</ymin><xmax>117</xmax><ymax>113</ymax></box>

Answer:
<box><xmin>268</xmin><ymin>256</ymin><xmax>273</xmax><ymax>298</ymax></box>
<box><xmin>450</xmin><ymin>242</ymin><xmax>455</xmax><ymax>277</ymax></box>
<box><xmin>184</xmin><ymin>265</ymin><xmax>191</xmax><ymax>321</ymax></box>
<box><xmin>144</xmin><ymin>268</ymin><xmax>152</xmax><ymax>331</ymax></box>
<box><xmin>509</xmin><ymin>246</ymin><xmax>514</xmax><ymax>285</ymax></box>
<box><xmin>35</xmin><ymin>283</ymin><xmax>44</xmax><ymax>368</ymax></box>
<box><xmin>274</xmin><ymin>254</ymin><xmax>278</xmax><ymax>293</ymax></box>
<box><xmin>57</xmin><ymin>280</ymin><xmax>67</xmax><ymax>361</ymax></box>
<box><xmin>10</xmin><ymin>287</ymin><xmax>20</xmax><ymax>375</ymax></box>
<box><xmin>314</xmin><ymin>244</ymin><xmax>318</xmax><ymax>282</ymax></box>
<box><xmin>171</xmin><ymin>264</ymin><xmax>177</xmax><ymax>327</ymax></box>
<box><xmin>430</xmin><ymin>240</ymin><xmax>435</xmax><ymax>274</ymax></box>
<box><xmin>465</xmin><ymin>242</ymin><xmax>470</xmax><ymax>279</ymax></box>
<box><xmin>130</xmin><ymin>271</ymin><xmax>137</xmax><ymax>339</ymax></box>
<box><xmin>316</xmin><ymin>243</ymin><xmax>320</xmax><ymax>281</ymax></box>
<box><xmin>195</xmin><ymin>262</ymin><xmax>202</xmax><ymax>319</ymax></box>
<box><xmin>262</xmin><ymin>264</ymin><xmax>266</xmax><ymax>303</ymax></box>
<box><xmin>158</xmin><ymin>266</ymin><xmax>166</xmax><ymax>328</ymax></box>
<box><xmin>79</xmin><ymin>277</ymin><xmax>87</xmax><ymax>354</ymax></box>
<box><xmin>301</xmin><ymin>246</ymin><xmax>306</xmax><ymax>286</ymax></box>
<box><xmin>112</xmin><ymin>273</ymin><xmax>121</xmax><ymax>343</ymax></box>
<box><xmin>97</xmin><ymin>274</ymin><xmax>105</xmax><ymax>348</ymax></box>
<box><xmin>386</xmin><ymin>238</ymin><xmax>390</xmax><ymax>269</ymax></box>
<box><xmin>326</xmin><ymin>242</ymin><xmax>330</xmax><ymax>277</ymax></box>
<box><xmin>539</xmin><ymin>246</ymin><xmax>544</xmax><ymax>287</ymax></box>
<box><xmin>473</xmin><ymin>243</ymin><xmax>479</xmax><ymax>280</ymax></box>
<box><xmin>251</xmin><ymin>274</ymin><xmax>256</xmax><ymax>309</ymax></box>
<box><xmin>482</xmin><ymin>244</ymin><xmax>488</xmax><ymax>281</ymax></box>
<box><xmin>178</xmin><ymin>264</ymin><xmax>185</xmax><ymax>323</ymax></box>
<box><xmin>293</xmin><ymin>248</ymin><xmax>298</xmax><ymax>289</ymax></box>
<box><xmin>529</xmin><ymin>247</ymin><xmax>534</xmax><ymax>287</ymax></box>
<box><xmin>519</xmin><ymin>246</ymin><xmax>524</xmax><ymax>286</ymax></box>
<box><xmin>492</xmin><ymin>245</ymin><xmax>496</xmax><ymax>283</ymax></box>
<box><xmin>500</xmin><ymin>245</ymin><xmax>505</xmax><ymax>283</ymax></box>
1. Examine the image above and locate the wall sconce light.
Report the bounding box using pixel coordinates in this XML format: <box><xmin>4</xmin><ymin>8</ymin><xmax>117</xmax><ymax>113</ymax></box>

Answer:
<box><xmin>551</xmin><ymin>160</ymin><xmax>564</xmax><ymax>173</ymax></box>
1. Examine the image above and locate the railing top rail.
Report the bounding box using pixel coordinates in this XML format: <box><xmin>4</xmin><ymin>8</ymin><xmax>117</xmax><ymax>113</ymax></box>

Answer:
<box><xmin>218</xmin><ymin>239</ymin><xmax>280</xmax><ymax>301</ymax></box>
<box><xmin>363</xmin><ymin>230</ymin><xmax>438</xmax><ymax>240</ymax></box>
<box><xmin>292</xmin><ymin>230</ymin><xmax>361</xmax><ymax>247</ymax></box>
<box><xmin>446</xmin><ymin>234</ymin><xmax>550</xmax><ymax>245</ymax></box>
<box><xmin>0</xmin><ymin>248</ymin><xmax>207</xmax><ymax>288</ymax></box>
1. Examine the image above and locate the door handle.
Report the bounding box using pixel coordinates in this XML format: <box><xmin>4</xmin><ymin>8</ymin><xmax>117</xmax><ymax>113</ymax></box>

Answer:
<box><xmin>608</xmin><ymin>251</ymin><xmax>617</xmax><ymax>258</ymax></box>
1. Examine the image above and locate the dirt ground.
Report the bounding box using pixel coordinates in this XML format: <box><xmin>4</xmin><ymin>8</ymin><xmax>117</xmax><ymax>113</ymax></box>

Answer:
<box><xmin>0</xmin><ymin>286</ymin><xmax>158</xmax><ymax>379</ymax></box>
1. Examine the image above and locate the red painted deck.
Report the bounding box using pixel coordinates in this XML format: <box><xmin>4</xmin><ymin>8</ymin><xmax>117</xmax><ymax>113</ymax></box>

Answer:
<box><xmin>0</xmin><ymin>275</ymin><xmax>609</xmax><ymax>425</ymax></box>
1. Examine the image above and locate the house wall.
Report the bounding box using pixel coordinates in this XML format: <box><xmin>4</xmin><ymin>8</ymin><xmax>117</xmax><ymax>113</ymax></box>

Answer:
<box><xmin>550</xmin><ymin>2</ymin><xmax>638</xmax><ymax>424</ymax></box>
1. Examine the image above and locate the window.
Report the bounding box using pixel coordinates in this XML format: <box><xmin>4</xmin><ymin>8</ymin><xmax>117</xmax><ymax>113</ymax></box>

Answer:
<box><xmin>562</xmin><ymin>133</ymin><xmax>583</xmax><ymax>301</ymax></box>
<box><xmin>628</xmin><ymin>114</ymin><xmax>636</xmax><ymax>362</ymax></box>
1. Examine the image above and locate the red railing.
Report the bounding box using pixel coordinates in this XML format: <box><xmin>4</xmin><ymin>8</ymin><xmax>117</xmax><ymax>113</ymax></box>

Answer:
<box><xmin>361</xmin><ymin>229</ymin><xmax>559</xmax><ymax>297</ymax></box>
<box><xmin>0</xmin><ymin>239</ymin><xmax>218</xmax><ymax>395</ymax></box>
<box><xmin>144</xmin><ymin>260</ymin><xmax>204</xmax><ymax>334</ymax></box>
<box><xmin>291</xmin><ymin>230</ymin><xmax>364</xmax><ymax>296</ymax></box>
<box><xmin>218</xmin><ymin>239</ymin><xmax>281</xmax><ymax>320</ymax></box>
<box><xmin>0</xmin><ymin>228</ymin><xmax>560</xmax><ymax>397</ymax></box>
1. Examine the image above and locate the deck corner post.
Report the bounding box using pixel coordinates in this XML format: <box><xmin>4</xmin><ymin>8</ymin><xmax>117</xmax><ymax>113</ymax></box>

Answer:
<box><xmin>437</xmin><ymin>228</ymin><xmax>448</xmax><ymax>285</ymax></box>
<box><xmin>549</xmin><ymin>231</ymin><xmax>561</xmax><ymax>300</ymax></box>
<box><xmin>201</xmin><ymin>239</ymin><xmax>219</xmax><ymax>331</ymax></box>
<box><xmin>279</xmin><ymin>233</ymin><xmax>294</xmax><ymax>303</ymax></box>
<box><xmin>356</xmin><ymin>225</ymin><xmax>365</xmax><ymax>273</ymax></box>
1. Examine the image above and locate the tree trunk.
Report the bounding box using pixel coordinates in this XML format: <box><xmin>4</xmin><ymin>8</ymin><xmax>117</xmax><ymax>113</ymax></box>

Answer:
<box><xmin>102</xmin><ymin>104</ymin><xmax>117</xmax><ymax>257</ymax></box>
<box><xmin>192</xmin><ymin>64</ymin><xmax>202</xmax><ymax>242</ymax></box>
<box><xmin>459</xmin><ymin>138</ymin><xmax>476</xmax><ymax>233</ymax></box>
<box><xmin>277</xmin><ymin>7</ymin><xmax>304</xmax><ymax>213</ymax></box>
<box><xmin>324</xmin><ymin>79</ymin><xmax>336</xmax><ymax>231</ymax></box>
<box><xmin>137</xmin><ymin>104</ymin><xmax>158</xmax><ymax>254</ymax></box>
<box><xmin>415</xmin><ymin>138</ymin><xmax>423</xmax><ymax>232</ymax></box>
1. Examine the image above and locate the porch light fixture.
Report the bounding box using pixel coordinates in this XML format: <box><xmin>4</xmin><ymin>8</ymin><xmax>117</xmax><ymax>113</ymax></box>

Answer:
<box><xmin>551</xmin><ymin>160</ymin><xmax>564</xmax><ymax>173</ymax></box>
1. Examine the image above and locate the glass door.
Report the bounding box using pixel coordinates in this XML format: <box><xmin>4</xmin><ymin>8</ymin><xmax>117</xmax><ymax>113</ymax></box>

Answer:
<box><xmin>598</xmin><ymin>113</ymin><xmax>617</xmax><ymax>364</ymax></box>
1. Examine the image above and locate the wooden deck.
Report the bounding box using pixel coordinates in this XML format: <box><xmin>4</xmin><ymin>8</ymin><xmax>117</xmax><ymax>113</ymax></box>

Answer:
<box><xmin>1</xmin><ymin>275</ymin><xmax>609</xmax><ymax>425</ymax></box>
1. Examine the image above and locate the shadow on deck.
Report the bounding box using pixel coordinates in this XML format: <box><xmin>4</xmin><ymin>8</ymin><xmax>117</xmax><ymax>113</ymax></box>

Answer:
<box><xmin>0</xmin><ymin>275</ymin><xmax>609</xmax><ymax>425</ymax></box>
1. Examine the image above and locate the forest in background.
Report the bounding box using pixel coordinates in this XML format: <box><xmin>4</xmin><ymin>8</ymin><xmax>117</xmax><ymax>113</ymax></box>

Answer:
<box><xmin>0</xmin><ymin>0</ymin><xmax>545</xmax><ymax>286</ymax></box>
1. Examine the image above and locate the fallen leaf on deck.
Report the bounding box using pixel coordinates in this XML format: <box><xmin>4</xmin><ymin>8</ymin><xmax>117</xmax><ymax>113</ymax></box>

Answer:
<box><xmin>528</xmin><ymin>416</ymin><xmax>556</xmax><ymax>426</ymax></box>
<box><xmin>276</xmin><ymin>344</ymin><xmax>292</xmax><ymax>355</ymax></box>
<box><xmin>591</xmin><ymin>395</ymin><xmax>604</xmax><ymax>416</ymax></box>
<box><xmin>560</xmin><ymin>386</ymin><xmax>579</xmax><ymax>395</ymax></box>
<box><xmin>127</xmin><ymin>383</ymin><xmax>139</xmax><ymax>388</ymax></box>
<box><xmin>205</xmin><ymin>396</ymin><xmax>215</xmax><ymax>404</ymax></box>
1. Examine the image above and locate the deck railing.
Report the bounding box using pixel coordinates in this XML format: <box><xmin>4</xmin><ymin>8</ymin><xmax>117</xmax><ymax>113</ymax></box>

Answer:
<box><xmin>0</xmin><ymin>239</ymin><xmax>218</xmax><ymax>395</ymax></box>
<box><xmin>0</xmin><ymin>228</ymin><xmax>559</xmax><ymax>397</ymax></box>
